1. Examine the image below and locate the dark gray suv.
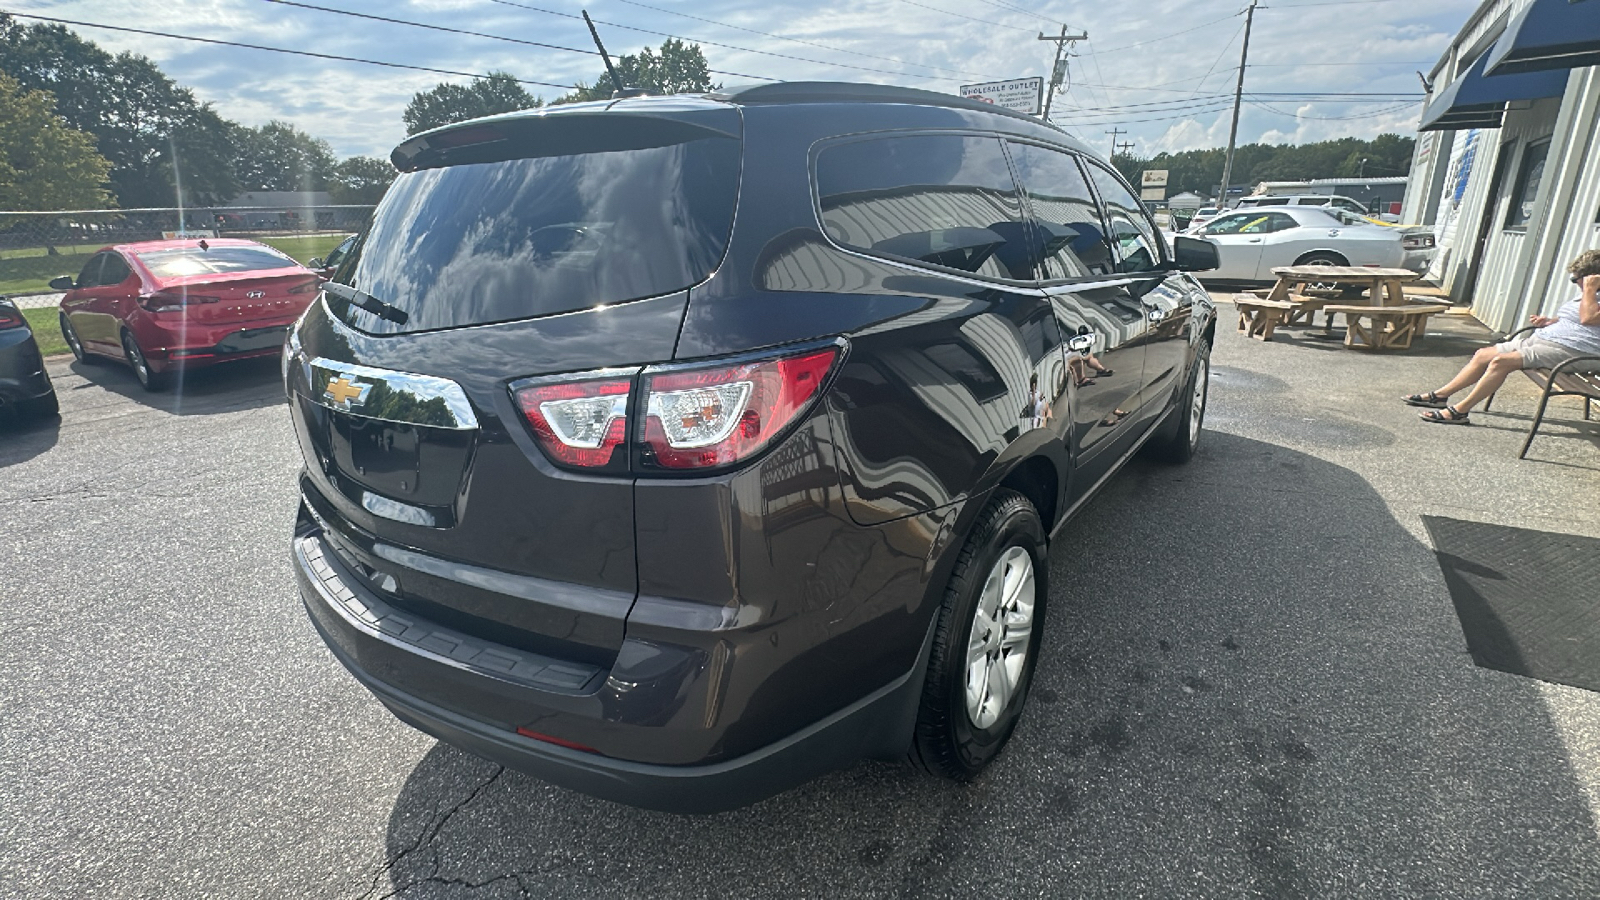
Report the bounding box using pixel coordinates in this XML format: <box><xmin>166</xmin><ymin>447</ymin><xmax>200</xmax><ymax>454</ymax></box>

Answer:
<box><xmin>287</xmin><ymin>83</ymin><xmax>1218</xmax><ymax>812</ymax></box>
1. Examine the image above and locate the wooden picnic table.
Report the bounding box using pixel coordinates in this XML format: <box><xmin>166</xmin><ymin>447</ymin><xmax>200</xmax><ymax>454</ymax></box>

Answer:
<box><xmin>1265</xmin><ymin>265</ymin><xmax>1422</xmax><ymax>307</ymax></box>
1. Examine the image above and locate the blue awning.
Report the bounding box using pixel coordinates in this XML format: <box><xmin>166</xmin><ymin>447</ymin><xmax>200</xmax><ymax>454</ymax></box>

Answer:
<box><xmin>1486</xmin><ymin>0</ymin><xmax>1600</xmax><ymax>75</ymax></box>
<box><xmin>1418</xmin><ymin>50</ymin><xmax>1571</xmax><ymax>131</ymax></box>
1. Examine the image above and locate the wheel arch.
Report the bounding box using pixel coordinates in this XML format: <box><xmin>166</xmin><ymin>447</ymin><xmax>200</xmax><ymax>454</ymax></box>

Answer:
<box><xmin>1292</xmin><ymin>248</ymin><xmax>1350</xmax><ymax>266</ymax></box>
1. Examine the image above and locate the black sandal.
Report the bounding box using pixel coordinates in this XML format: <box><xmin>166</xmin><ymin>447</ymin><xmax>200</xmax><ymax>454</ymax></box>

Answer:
<box><xmin>1420</xmin><ymin>405</ymin><xmax>1470</xmax><ymax>425</ymax></box>
<box><xmin>1095</xmin><ymin>368</ymin><xmax>1114</xmax><ymax>377</ymax></box>
<box><xmin>1403</xmin><ymin>391</ymin><xmax>1448</xmax><ymax>409</ymax></box>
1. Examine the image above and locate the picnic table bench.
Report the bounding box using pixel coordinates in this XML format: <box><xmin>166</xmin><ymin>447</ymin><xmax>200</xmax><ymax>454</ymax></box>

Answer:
<box><xmin>1483</xmin><ymin>325</ymin><xmax>1600</xmax><ymax>458</ymax></box>
<box><xmin>1234</xmin><ymin>296</ymin><xmax>1294</xmax><ymax>340</ymax></box>
<box><xmin>1319</xmin><ymin>303</ymin><xmax>1450</xmax><ymax>351</ymax></box>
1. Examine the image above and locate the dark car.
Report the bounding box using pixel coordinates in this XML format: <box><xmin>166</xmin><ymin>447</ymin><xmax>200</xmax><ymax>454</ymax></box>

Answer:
<box><xmin>0</xmin><ymin>297</ymin><xmax>58</xmax><ymax>421</ymax></box>
<box><xmin>286</xmin><ymin>83</ymin><xmax>1219</xmax><ymax>813</ymax></box>
<box><xmin>53</xmin><ymin>239</ymin><xmax>322</xmax><ymax>391</ymax></box>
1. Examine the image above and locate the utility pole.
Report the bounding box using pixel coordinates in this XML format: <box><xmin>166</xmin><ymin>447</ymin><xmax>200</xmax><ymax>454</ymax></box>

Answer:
<box><xmin>1038</xmin><ymin>25</ymin><xmax>1088</xmax><ymax>120</ymax></box>
<box><xmin>1218</xmin><ymin>0</ymin><xmax>1258</xmax><ymax>208</ymax></box>
<box><xmin>1105</xmin><ymin>128</ymin><xmax>1126</xmax><ymax>156</ymax></box>
<box><xmin>1116</xmin><ymin>140</ymin><xmax>1135</xmax><ymax>156</ymax></box>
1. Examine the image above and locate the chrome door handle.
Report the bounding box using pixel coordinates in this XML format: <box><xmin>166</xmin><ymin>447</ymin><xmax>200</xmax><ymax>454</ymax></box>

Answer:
<box><xmin>1247</xmin><ymin>238</ymin><xmax>1262</xmax><ymax>243</ymax></box>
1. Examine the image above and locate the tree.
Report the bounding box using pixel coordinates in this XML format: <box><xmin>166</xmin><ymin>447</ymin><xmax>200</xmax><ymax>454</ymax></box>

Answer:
<box><xmin>403</xmin><ymin>71</ymin><xmax>541</xmax><ymax>135</ymax></box>
<box><xmin>330</xmin><ymin>156</ymin><xmax>395</xmax><ymax>204</ymax></box>
<box><xmin>232</xmin><ymin>120</ymin><xmax>336</xmax><ymax>192</ymax></box>
<box><xmin>0</xmin><ymin>14</ymin><xmax>239</xmax><ymax>205</ymax></box>
<box><xmin>0</xmin><ymin>73</ymin><xmax>112</xmax><ymax>209</ymax></box>
<box><xmin>554</xmin><ymin>39</ymin><xmax>717</xmax><ymax>104</ymax></box>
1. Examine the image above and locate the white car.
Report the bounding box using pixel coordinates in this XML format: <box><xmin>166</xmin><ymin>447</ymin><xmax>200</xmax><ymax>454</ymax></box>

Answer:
<box><xmin>1191</xmin><ymin>206</ymin><xmax>1431</xmax><ymax>282</ymax></box>
<box><xmin>1185</xmin><ymin>207</ymin><xmax>1223</xmax><ymax>231</ymax></box>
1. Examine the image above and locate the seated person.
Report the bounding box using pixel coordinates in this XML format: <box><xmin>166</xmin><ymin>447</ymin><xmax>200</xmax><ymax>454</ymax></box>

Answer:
<box><xmin>1404</xmin><ymin>250</ymin><xmax>1600</xmax><ymax>424</ymax></box>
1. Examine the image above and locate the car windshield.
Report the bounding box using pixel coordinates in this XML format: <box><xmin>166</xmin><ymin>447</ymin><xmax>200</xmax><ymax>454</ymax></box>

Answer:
<box><xmin>332</xmin><ymin>124</ymin><xmax>741</xmax><ymax>334</ymax></box>
<box><xmin>136</xmin><ymin>246</ymin><xmax>298</xmax><ymax>278</ymax></box>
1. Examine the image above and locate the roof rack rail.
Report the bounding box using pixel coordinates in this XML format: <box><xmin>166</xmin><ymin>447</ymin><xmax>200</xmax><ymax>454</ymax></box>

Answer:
<box><xmin>707</xmin><ymin>82</ymin><xmax>1063</xmax><ymax>131</ymax></box>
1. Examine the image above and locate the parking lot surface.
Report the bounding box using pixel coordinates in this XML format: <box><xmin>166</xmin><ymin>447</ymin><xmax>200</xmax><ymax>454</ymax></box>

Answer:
<box><xmin>4</xmin><ymin>310</ymin><xmax>1600</xmax><ymax>898</ymax></box>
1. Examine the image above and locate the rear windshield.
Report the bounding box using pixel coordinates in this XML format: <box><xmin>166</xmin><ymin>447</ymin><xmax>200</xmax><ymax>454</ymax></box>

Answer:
<box><xmin>332</xmin><ymin>131</ymin><xmax>741</xmax><ymax>334</ymax></box>
<box><xmin>136</xmin><ymin>246</ymin><xmax>298</xmax><ymax>279</ymax></box>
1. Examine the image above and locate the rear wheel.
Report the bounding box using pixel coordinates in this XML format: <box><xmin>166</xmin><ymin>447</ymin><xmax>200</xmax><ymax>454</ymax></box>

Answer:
<box><xmin>912</xmin><ymin>489</ymin><xmax>1048</xmax><ymax>780</ymax></box>
<box><xmin>60</xmin><ymin>314</ymin><xmax>89</xmax><ymax>364</ymax></box>
<box><xmin>1294</xmin><ymin>251</ymin><xmax>1359</xmax><ymax>296</ymax></box>
<box><xmin>122</xmin><ymin>329</ymin><xmax>168</xmax><ymax>392</ymax></box>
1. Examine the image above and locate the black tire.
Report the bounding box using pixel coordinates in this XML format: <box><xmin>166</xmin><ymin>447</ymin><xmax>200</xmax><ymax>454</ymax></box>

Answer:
<box><xmin>912</xmin><ymin>488</ymin><xmax>1049</xmax><ymax>781</ymax></box>
<box><xmin>1294</xmin><ymin>252</ymin><xmax>1358</xmax><ymax>295</ymax></box>
<box><xmin>20</xmin><ymin>389</ymin><xmax>60</xmax><ymax>420</ymax></box>
<box><xmin>121</xmin><ymin>329</ymin><xmax>169</xmax><ymax>392</ymax></box>
<box><xmin>60</xmin><ymin>313</ymin><xmax>90</xmax><ymax>364</ymax></box>
<box><xmin>1149</xmin><ymin>339</ymin><xmax>1210</xmax><ymax>464</ymax></box>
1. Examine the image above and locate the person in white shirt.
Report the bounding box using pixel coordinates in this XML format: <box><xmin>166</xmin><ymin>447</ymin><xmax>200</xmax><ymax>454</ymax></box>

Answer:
<box><xmin>1403</xmin><ymin>250</ymin><xmax>1600</xmax><ymax>425</ymax></box>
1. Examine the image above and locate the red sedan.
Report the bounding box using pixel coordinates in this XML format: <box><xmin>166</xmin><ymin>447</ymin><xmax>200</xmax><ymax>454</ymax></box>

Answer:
<box><xmin>53</xmin><ymin>239</ymin><xmax>321</xmax><ymax>391</ymax></box>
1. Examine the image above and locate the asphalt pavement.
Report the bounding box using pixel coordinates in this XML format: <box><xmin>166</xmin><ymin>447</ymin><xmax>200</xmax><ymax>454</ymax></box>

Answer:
<box><xmin>4</xmin><ymin>308</ymin><xmax>1600</xmax><ymax>899</ymax></box>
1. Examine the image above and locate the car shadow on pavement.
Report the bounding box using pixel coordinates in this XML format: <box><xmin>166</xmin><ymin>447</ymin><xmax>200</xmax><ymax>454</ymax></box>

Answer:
<box><xmin>65</xmin><ymin>356</ymin><xmax>284</xmax><ymax>416</ymax></box>
<box><xmin>0</xmin><ymin>408</ymin><xmax>60</xmax><ymax>467</ymax></box>
<box><xmin>371</xmin><ymin>431</ymin><xmax>1600</xmax><ymax>899</ymax></box>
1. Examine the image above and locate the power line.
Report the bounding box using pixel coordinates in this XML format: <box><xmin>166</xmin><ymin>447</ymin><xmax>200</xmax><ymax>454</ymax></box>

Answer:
<box><xmin>0</xmin><ymin>10</ymin><xmax>582</xmax><ymax>90</ymax></box>
<box><xmin>1245</xmin><ymin>99</ymin><xmax>1418</xmax><ymax>120</ymax></box>
<box><xmin>486</xmin><ymin>0</ymin><xmax>956</xmax><ymax>82</ymax></box>
<box><xmin>1192</xmin><ymin>20</ymin><xmax>1249</xmax><ymax>95</ymax></box>
<box><xmin>258</xmin><ymin>0</ymin><xmax>778</xmax><ymax>83</ymax></box>
<box><xmin>1249</xmin><ymin>61</ymin><xmax>1432</xmax><ymax>67</ymax></box>
<box><xmin>1078</xmin><ymin>10</ymin><xmax>1243</xmax><ymax>57</ymax></box>
<box><xmin>607</xmin><ymin>0</ymin><xmax>1003</xmax><ymax>80</ymax></box>
<box><xmin>893</xmin><ymin>0</ymin><xmax>1039</xmax><ymax>34</ymax></box>
<box><xmin>971</xmin><ymin>0</ymin><xmax>1063</xmax><ymax>24</ymax></box>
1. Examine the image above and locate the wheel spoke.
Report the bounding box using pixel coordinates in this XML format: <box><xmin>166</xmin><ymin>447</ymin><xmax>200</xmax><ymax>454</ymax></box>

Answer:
<box><xmin>986</xmin><ymin>652</ymin><xmax>1012</xmax><ymax>714</ymax></box>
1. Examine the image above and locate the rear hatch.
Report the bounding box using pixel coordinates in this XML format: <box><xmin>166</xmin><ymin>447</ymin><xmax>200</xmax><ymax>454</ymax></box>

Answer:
<box><xmin>287</xmin><ymin>104</ymin><xmax>742</xmax><ymax>667</ymax></box>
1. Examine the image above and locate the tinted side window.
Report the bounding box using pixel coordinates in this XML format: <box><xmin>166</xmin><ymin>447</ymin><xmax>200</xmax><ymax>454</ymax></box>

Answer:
<box><xmin>99</xmin><ymin>252</ymin><xmax>132</xmax><ymax>285</ymax></box>
<box><xmin>1264</xmin><ymin>212</ymin><xmax>1300</xmax><ymax>232</ymax></box>
<box><xmin>76</xmin><ymin>253</ymin><xmax>106</xmax><ymax>288</ymax></box>
<box><xmin>1085</xmin><ymin>164</ymin><xmax>1163</xmax><ymax>274</ymax></box>
<box><xmin>1202</xmin><ymin>213</ymin><xmax>1255</xmax><ymax>235</ymax></box>
<box><xmin>1007</xmin><ymin>142</ymin><xmax>1115</xmax><ymax>280</ymax></box>
<box><xmin>817</xmin><ymin>134</ymin><xmax>1031</xmax><ymax>280</ymax></box>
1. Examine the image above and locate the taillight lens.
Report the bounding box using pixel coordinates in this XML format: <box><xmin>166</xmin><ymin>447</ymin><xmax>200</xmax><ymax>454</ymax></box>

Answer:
<box><xmin>1403</xmin><ymin>234</ymin><xmax>1436</xmax><ymax>250</ymax></box>
<box><xmin>138</xmin><ymin>291</ymin><xmax>220</xmax><ymax>312</ymax></box>
<box><xmin>0</xmin><ymin>306</ymin><xmax>22</xmax><ymax>330</ymax></box>
<box><xmin>640</xmin><ymin>347</ymin><xmax>839</xmax><ymax>470</ymax></box>
<box><xmin>514</xmin><ymin>375</ymin><xmax>632</xmax><ymax>470</ymax></box>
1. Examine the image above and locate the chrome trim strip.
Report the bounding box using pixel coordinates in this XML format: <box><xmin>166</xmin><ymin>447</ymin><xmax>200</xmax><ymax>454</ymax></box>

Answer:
<box><xmin>308</xmin><ymin>357</ymin><xmax>479</xmax><ymax>430</ymax></box>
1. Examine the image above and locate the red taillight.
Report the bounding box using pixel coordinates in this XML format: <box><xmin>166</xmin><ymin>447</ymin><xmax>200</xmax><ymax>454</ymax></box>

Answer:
<box><xmin>0</xmin><ymin>307</ymin><xmax>22</xmax><ymax>330</ymax></box>
<box><xmin>514</xmin><ymin>726</ymin><xmax>597</xmax><ymax>753</ymax></box>
<box><xmin>138</xmin><ymin>291</ymin><xmax>220</xmax><ymax>312</ymax></box>
<box><xmin>640</xmin><ymin>347</ymin><xmax>839</xmax><ymax>470</ymax></box>
<box><xmin>514</xmin><ymin>374</ymin><xmax>632</xmax><ymax>470</ymax></box>
<box><xmin>288</xmin><ymin>277</ymin><xmax>322</xmax><ymax>294</ymax></box>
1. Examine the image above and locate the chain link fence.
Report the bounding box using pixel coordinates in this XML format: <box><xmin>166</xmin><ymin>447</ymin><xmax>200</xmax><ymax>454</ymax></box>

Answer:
<box><xmin>1</xmin><ymin>206</ymin><xmax>373</xmax><ymax>297</ymax></box>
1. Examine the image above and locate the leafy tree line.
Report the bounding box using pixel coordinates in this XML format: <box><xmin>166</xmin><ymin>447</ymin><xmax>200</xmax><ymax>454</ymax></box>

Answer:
<box><xmin>402</xmin><ymin>39</ymin><xmax>717</xmax><ymax>134</ymax></box>
<box><xmin>1109</xmin><ymin>133</ymin><xmax>1415</xmax><ymax>199</ymax></box>
<box><xmin>0</xmin><ymin>12</ymin><xmax>392</xmax><ymax>209</ymax></box>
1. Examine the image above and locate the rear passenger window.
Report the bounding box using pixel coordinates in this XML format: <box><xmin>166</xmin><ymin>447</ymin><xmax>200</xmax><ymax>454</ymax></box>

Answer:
<box><xmin>1007</xmin><ymin>142</ymin><xmax>1115</xmax><ymax>280</ymax></box>
<box><xmin>1085</xmin><ymin>164</ymin><xmax>1164</xmax><ymax>274</ymax></box>
<box><xmin>816</xmin><ymin>134</ymin><xmax>1032</xmax><ymax>280</ymax></box>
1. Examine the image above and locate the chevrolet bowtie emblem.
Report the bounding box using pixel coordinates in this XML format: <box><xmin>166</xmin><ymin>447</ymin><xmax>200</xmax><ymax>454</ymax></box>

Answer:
<box><xmin>324</xmin><ymin>374</ymin><xmax>371</xmax><ymax>408</ymax></box>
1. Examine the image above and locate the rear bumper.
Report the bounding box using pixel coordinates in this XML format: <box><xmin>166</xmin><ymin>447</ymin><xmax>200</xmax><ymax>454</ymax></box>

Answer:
<box><xmin>0</xmin><ymin>329</ymin><xmax>54</xmax><ymax>405</ymax></box>
<box><xmin>140</xmin><ymin>319</ymin><xmax>296</xmax><ymax>371</ymax></box>
<box><xmin>295</xmin><ymin>530</ymin><xmax>931</xmax><ymax>813</ymax></box>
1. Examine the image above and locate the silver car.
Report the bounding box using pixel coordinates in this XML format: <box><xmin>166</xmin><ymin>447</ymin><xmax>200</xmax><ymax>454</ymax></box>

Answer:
<box><xmin>1192</xmin><ymin>206</ymin><xmax>1428</xmax><ymax>282</ymax></box>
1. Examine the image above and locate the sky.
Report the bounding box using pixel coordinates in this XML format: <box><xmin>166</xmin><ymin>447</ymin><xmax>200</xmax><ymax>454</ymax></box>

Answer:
<box><xmin>6</xmin><ymin>0</ymin><xmax>1481</xmax><ymax>163</ymax></box>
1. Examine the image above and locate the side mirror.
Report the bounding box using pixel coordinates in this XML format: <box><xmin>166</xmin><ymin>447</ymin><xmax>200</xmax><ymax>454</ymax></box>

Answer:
<box><xmin>307</xmin><ymin>258</ymin><xmax>324</xmax><ymax>270</ymax></box>
<box><xmin>49</xmin><ymin>275</ymin><xmax>75</xmax><ymax>291</ymax></box>
<box><xmin>1172</xmin><ymin>235</ymin><xmax>1219</xmax><ymax>273</ymax></box>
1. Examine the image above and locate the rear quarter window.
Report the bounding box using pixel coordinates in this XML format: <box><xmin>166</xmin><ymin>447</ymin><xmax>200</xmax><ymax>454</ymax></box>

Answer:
<box><xmin>815</xmin><ymin>133</ymin><xmax>1032</xmax><ymax>281</ymax></box>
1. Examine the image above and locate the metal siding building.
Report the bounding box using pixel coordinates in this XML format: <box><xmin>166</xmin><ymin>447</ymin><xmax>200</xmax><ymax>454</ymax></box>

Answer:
<box><xmin>1401</xmin><ymin>0</ymin><xmax>1600</xmax><ymax>333</ymax></box>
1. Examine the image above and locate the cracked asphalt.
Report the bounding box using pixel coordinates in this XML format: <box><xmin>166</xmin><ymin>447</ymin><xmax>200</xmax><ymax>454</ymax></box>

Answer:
<box><xmin>4</xmin><ymin>307</ymin><xmax>1600</xmax><ymax>898</ymax></box>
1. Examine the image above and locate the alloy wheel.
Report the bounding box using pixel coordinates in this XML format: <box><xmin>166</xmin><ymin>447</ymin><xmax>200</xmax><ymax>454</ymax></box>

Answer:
<box><xmin>122</xmin><ymin>332</ymin><xmax>151</xmax><ymax>386</ymax></box>
<box><xmin>1189</xmin><ymin>357</ymin><xmax>1209</xmax><ymax>447</ymax></box>
<box><xmin>965</xmin><ymin>545</ymin><xmax>1036</xmax><ymax>730</ymax></box>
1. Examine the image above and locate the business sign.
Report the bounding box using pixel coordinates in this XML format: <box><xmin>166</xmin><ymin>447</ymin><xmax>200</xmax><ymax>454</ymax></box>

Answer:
<box><xmin>1140</xmin><ymin>188</ymin><xmax>1167</xmax><ymax>202</ymax></box>
<box><xmin>960</xmin><ymin>77</ymin><xmax>1044</xmax><ymax>116</ymax></box>
<box><xmin>1141</xmin><ymin>169</ymin><xmax>1170</xmax><ymax>188</ymax></box>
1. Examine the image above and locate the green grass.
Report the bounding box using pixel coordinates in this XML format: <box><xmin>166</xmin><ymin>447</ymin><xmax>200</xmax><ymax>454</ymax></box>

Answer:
<box><xmin>21</xmin><ymin>306</ymin><xmax>67</xmax><ymax>357</ymax></box>
<box><xmin>0</xmin><ymin>232</ymin><xmax>351</xmax><ymax>296</ymax></box>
